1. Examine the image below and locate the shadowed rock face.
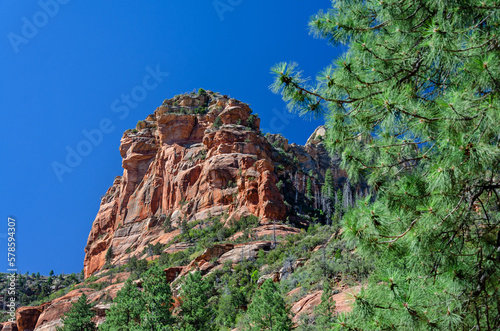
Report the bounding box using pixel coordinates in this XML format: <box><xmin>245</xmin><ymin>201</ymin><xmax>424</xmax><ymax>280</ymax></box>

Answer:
<box><xmin>0</xmin><ymin>322</ymin><xmax>18</xmax><ymax>331</ymax></box>
<box><xmin>15</xmin><ymin>306</ymin><xmax>44</xmax><ymax>331</ymax></box>
<box><xmin>83</xmin><ymin>92</ymin><xmax>343</xmax><ymax>278</ymax></box>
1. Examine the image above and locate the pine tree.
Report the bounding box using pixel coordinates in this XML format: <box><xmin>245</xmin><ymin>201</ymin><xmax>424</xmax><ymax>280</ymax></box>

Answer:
<box><xmin>243</xmin><ymin>279</ymin><xmax>292</xmax><ymax>331</ymax></box>
<box><xmin>313</xmin><ymin>281</ymin><xmax>336</xmax><ymax>329</ymax></box>
<box><xmin>322</xmin><ymin>169</ymin><xmax>334</xmax><ymax>197</ymax></box>
<box><xmin>215</xmin><ymin>286</ymin><xmax>245</xmax><ymax>329</ymax></box>
<box><xmin>272</xmin><ymin>1</ymin><xmax>500</xmax><ymax>329</ymax></box>
<box><xmin>100</xmin><ymin>279</ymin><xmax>145</xmax><ymax>330</ymax></box>
<box><xmin>321</xmin><ymin>169</ymin><xmax>335</xmax><ymax>222</ymax></box>
<box><xmin>213</xmin><ymin>116</ymin><xmax>223</xmax><ymax>129</ymax></box>
<box><xmin>105</xmin><ymin>246</ymin><xmax>113</xmax><ymax>265</ymax></box>
<box><xmin>332</xmin><ymin>189</ymin><xmax>343</xmax><ymax>230</ymax></box>
<box><xmin>141</xmin><ymin>265</ymin><xmax>175</xmax><ymax>330</ymax></box>
<box><xmin>56</xmin><ymin>293</ymin><xmax>96</xmax><ymax>331</ymax></box>
<box><xmin>179</xmin><ymin>271</ymin><xmax>214</xmax><ymax>331</ymax></box>
<box><xmin>306</xmin><ymin>177</ymin><xmax>313</xmax><ymax>199</ymax></box>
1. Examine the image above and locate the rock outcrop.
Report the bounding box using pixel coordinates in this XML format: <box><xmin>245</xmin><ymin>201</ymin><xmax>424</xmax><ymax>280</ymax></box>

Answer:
<box><xmin>16</xmin><ymin>306</ymin><xmax>44</xmax><ymax>331</ymax></box>
<box><xmin>290</xmin><ymin>285</ymin><xmax>362</xmax><ymax>323</ymax></box>
<box><xmin>291</xmin><ymin>290</ymin><xmax>323</xmax><ymax>323</ymax></box>
<box><xmin>0</xmin><ymin>322</ymin><xmax>18</xmax><ymax>331</ymax></box>
<box><xmin>12</xmin><ymin>91</ymin><xmax>366</xmax><ymax>331</ymax></box>
<box><xmin>83</xmin><ymin>91</ymin><xmax>349</xmax><ymax>278</ymax></box>
<box><xmin>17</xmin><ymin>279</ymin><xmax>128</xmax><ymax>331</ymax></box>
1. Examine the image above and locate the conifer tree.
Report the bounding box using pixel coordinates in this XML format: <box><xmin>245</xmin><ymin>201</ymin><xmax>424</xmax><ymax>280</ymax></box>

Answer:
<box><xmin>306</xmin><ymin>178</ymin><xmax>313</xmax><ymax>199</ymax></box>
<box><xmin>100</xmin><ymin>279</ymin><xmax>145</xmax><ymax>330</ymax></box>
<box><xmin>314</xmin><ymin>281</ymin><xmax>336</xmax><ymax>329</ymax></box>
<box><xmin>105</xmin><ymin>246</ymin><xmax>113</xmax><ymax>265</ymax></box>
<box><xmin>56</xmin><ymin>293</ymin><xmax>96</xmax><ymax>331</ymax></box>
<box><xmin>322</xmin><ymin>169</ymin><xmax>335</xmax><ymax>221</ymax></box>
<box><xmin>272</xmin><ymin>0</ymin><xmax>500</xmax><ymax>329</ymax></box>
<box><xmin>179</xmin><ymin>271</ymin><xmax>215</xmax><ymax>331</ymax></box>
<box><xmin>141</xmin><ymin>265</ymin><xmax>175</xmax><ymax>330</ymax></box>
<box><xmin>216</xmin><ymin>286</ymin><xmax>245</xmax><ymax>329</ymax></box>
<box><xmin>322</xmin><ymin>169</ymin><xmax>335</xmax><ymax>199</ymax></box>
<box><xmin>243</xmin><ymin>279</ymin><xmax>292</xmax><ymax>331</ymax></box>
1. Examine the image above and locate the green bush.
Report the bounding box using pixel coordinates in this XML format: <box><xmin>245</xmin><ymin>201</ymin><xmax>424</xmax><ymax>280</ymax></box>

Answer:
<box><xmin>213</xmin><ymin>116</ymin><xmax>223</xmax><ymax>129</ymax></box>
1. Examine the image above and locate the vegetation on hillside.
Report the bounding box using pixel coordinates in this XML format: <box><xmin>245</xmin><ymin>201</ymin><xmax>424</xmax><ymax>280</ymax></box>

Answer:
<box><xmin>272</xmin><ymin>0</ymin><xmax>500</xmax><ymax>329</ymax></box>
<box><xmin>53</xmin><ymin>220</ymin><xmax>371</xmax><ymax>330</ymax></box>
<box><xmin>56</xmin><ymin>293</ymin><xmax>96</xmax><ymax>331</ymax></box>
<box><xmin>23</xmin><ymin>1</ymin><xmax>500</xmax><ymax>330</ymax></box>
<box><xmin>0</xmin><ymin>271</ymin><xmax>83</xmax><ymax>322</ymax></box>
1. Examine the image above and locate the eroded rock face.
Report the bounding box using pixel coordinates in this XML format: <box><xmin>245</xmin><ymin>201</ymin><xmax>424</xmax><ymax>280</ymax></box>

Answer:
<box><xmin>27</xmin><ymin>282</ymin><xmax>126</xmax><ymax>331</ymax></box>
<box><xmin>289</xmin><ymin>285</ymin><xmax>361</xmax><ymax>323</ymax></box>
<box><xmin>84</xmin><ymin>92</ymin><xmax>345</xmax><ymax>278</ymax></box>
<box><xmin>16</xmin><ymin>306</ymin><xmax>44</xmax><ymax>331</ymax></box>
<box><xmin>291</xmin><ymin>290</ymin><xmax>323</xmax><ymax>323</ymax></box>
<box><xmin>0</xmin><ymin>322</ymin><xmax>18</xmax><ymax>331</ymax></box>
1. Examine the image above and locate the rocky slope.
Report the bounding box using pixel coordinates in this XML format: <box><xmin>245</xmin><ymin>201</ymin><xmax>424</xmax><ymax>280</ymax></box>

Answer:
<box><xmin>84</xmin><ymin>91</ymin><xmax>353</xmax><ymax>278</ymax></box>
<box><xmin>9</xmin><ymin>91</ymin><xmax>369</xmax><ymax>331</ymax></box>
<box><xmin>7</xmin><ymin>273</ymin><xmax>129</xmax><ymax>331</ymax></box>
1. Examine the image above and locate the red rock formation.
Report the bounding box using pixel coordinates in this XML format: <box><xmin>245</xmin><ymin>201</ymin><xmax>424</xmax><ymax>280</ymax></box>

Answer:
<box><xmin>15</xmin><ymin>306</ymin><xmax>45</xmax><ymax>331</ymax></box>
<box><xmin>229</xmin><ymin>224</ymin><xmax>301</xmax><ymax>241</ymax></box>
<box><xmin>83</xmin><ymin>92</ymin><xmax>344</xmax><ymax>278</ymax></box>
<box><xmin>257</xmin><ymin>272</ymin><xmax>280</xmax><ymax>286</ymax></box>
<box><xmin>14</xmin><ymin>92</ymin><xmax>356</xmax><ymax>330</ymax></box>
<box><xmin>291</xmin><ymin>290</ymin><xmax>323</xmax><ymax>323</ymax></box>
<box><xmin>15</xmin><ymin>281</ymin><xmax>128</xmax><ymax>331</ymax></box>
<box><xmin>84</xmin><ymin>93</ymin><xmax>290</xmax><ymax>278</ymax></box>
<box><xmin>0</xmin><ymin>322</ymin><xmax>18</xmax><ymax>331</ymax></box>
<box><xmin>218</xmin><ymin>241</ymin><xmax>273</xmax><ymax>265</ymax></box>
<box><xmin>164</xmin><ymin>266</ymin><xmax>184</xmax><ymax>283</ymax></box>
<box><xmin>330</xmin><ymin>286</ymin><xmax>362</xmax><ymax>313</ymax></box>
<box><xmin>289</xmin><ymin>285</ymin><xmax>362</xmax><ymax>324</ymax></box>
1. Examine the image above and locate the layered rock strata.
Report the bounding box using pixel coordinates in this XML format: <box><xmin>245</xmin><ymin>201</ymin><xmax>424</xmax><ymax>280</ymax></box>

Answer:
<box><xmin>84</xmin><ymin>92</ymin><xmax>349</xmax><ymax>278</ymax></box>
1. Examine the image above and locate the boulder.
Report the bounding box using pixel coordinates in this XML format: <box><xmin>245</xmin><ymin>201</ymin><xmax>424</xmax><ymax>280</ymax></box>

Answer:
<box><xmin>218</xmin><ymin>241</ymin><xmax>273</xmax><ymax>265</ymax></box>
<box><xmin>15</xmin><ymin>306</ymin><xmax>44</xmax><ymax>331</ymax></box>
<box><xmin>291</xmin><ymin>291</ymin><xmax>323</xmax><ymax>323</ymax></box>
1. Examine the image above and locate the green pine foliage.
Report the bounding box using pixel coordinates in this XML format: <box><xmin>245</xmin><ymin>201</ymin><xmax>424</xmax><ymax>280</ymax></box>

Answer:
<box><xmin>322</xmin><ymin>169</ymin><xmax>335</xmax><ymax>199</ymax></box>
<box><xmin>272</xmin><ymin>0</ymin><xmax>500</xmax><ymax>329</ymax></box>
<box><xmin>104</xmin><ymin>246</ymin><xmax>113</xmax><ymax>265</ymax></box>
<box><xmin>215</xmin><ymin>286</ymin><xmax>246</xmax><ymax>329</ymax></box>
<box><xmin>213</xmin><ymin>116</ymin><xmax>223</xmax><ymax>129</ymax></box>
<box><xmin>179</xmin><ymin>271</ymin><xmax>215</xmax><ymax>331</ymax></box>
<box><xmin>306</xmin><ymin>178</ymin><xmax>313</xmax><ymax>199</ymax></box>
<box><xmin>314</xmin><ymin>281</ymin><xmax>336</xmax><ymax>329</ymax></box>
<box><xmin>56</xmin><ymin>293</ymin><xmax>96</xmax><ymax>331</ymax></box>
<box><xmin>242</xmin><ymin>279</ymin><xmax>293</xmax><ymax>331</ymax></box>
<box><xmin>141</xmin><ymin>265</ymin><xmax>176</xmax><ymax>330</ymax></box>
<box><xmin>99</xmin><ymin>280</ymin><xmax>145</xmax><ymax>330</ymax></box>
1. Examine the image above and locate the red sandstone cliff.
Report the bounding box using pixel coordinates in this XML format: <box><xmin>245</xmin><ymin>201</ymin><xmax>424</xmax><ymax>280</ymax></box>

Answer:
<box><xmin>12</xmin><ymin>91</ymin><xmax>361</xmax><ymax>331</ymax></box>
<box><xmin>83</xmin><ymin>91</ymin><xmax>349</xmax><ymax>278</ymax></box>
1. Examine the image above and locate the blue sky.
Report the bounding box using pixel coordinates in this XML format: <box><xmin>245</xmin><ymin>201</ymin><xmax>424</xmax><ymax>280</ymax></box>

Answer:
<box><xmin>0</xmin><ymin>0</ymin><xmax>342</xmax><ymax>275</ymax></box>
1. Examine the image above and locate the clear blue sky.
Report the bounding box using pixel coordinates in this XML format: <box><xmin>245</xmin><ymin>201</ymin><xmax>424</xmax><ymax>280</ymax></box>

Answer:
<box><xmin>0</xmin><ymin>0</ymin><xmax>342</xmax><ymax>275</ymax></box>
